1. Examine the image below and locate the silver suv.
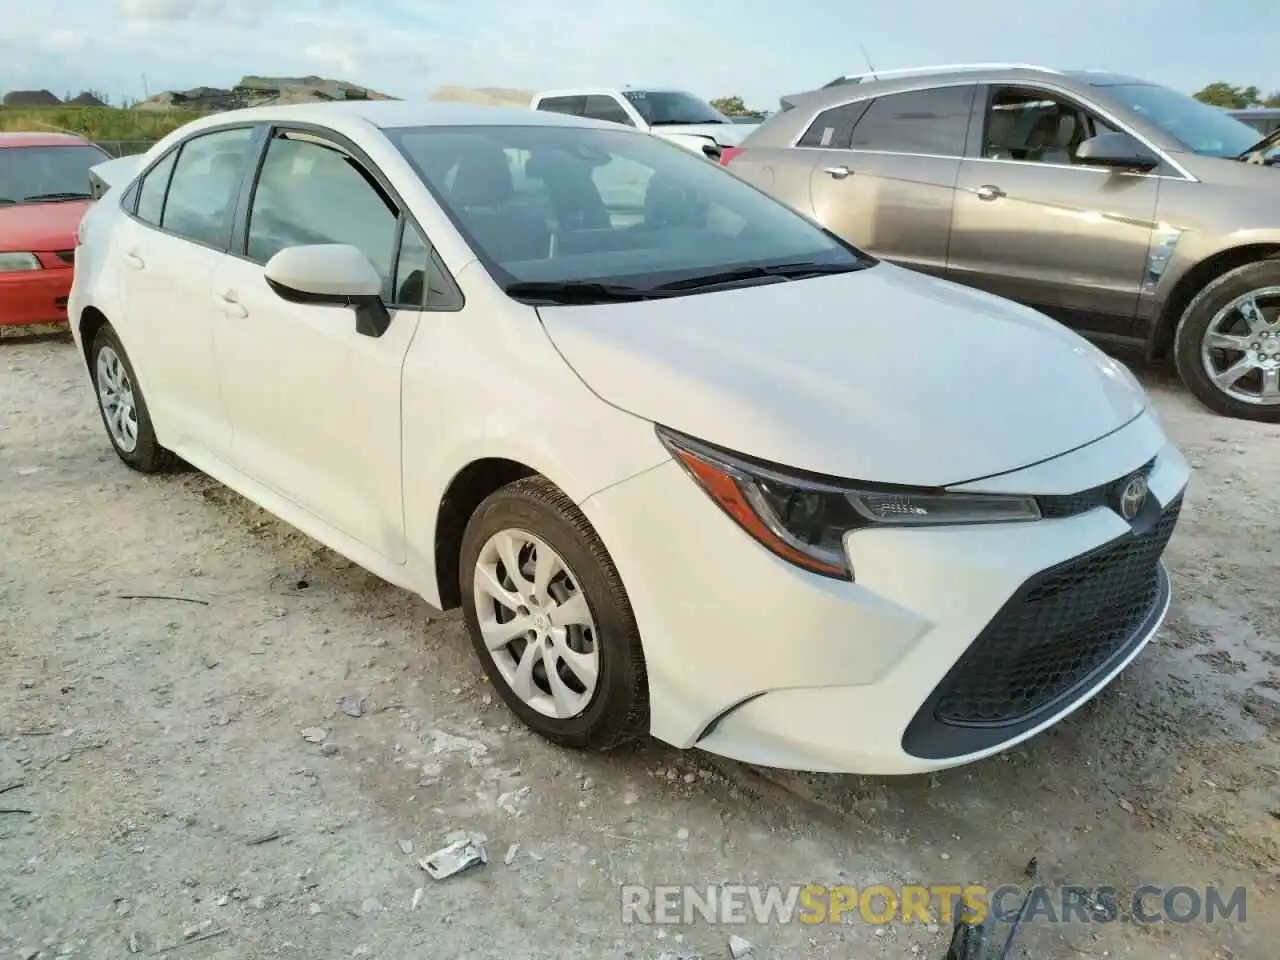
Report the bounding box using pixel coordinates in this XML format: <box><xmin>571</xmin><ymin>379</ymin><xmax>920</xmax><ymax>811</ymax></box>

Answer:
<box><xmin>725</xmin><ymin>64</ymin><xmax>1280</xmax><ymax>421</ymax></box>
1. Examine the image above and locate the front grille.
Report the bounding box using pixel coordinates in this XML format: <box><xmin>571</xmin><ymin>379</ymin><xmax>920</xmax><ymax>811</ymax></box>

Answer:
<box><xmin>932</xmin><ymin>495</ymin><xmax>1182</xmax><ymax>727</ymax></box>
<box><xmin>54</xmin><ymin>249</ymin><xmax>75</xmax><ymax>264</ymax></box>
<box><xmin>1038</xmin><ymin>458</ymin><xmax>1156</xmax><ymax>518</ymax></box>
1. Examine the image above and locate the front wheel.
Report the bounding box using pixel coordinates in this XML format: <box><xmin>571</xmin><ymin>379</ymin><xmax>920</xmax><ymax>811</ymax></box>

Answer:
<box><xmin>90</xmin><ymin>324</ymin><xmax>173</xmax><ymax>472</ymax></box>
<box><xmin>459</xmin><ymin>476</ymin><xmax>648</xmax><ymax>750</ymax></box>
<box><xmin>1173</xmin><ymin>259</ymin><xmax>1280</xmax><ymax>421</ymax></box>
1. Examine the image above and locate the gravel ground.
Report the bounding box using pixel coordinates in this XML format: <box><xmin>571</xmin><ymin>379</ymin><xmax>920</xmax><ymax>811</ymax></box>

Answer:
<box><xmin>0</xmin><ymin>333</ymin><xmax>1277</xmax><ymax>960</ymax></box>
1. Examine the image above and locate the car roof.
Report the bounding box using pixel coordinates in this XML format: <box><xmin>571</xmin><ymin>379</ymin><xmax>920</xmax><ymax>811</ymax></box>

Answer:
<box><xmin>0</xmin><ymin>131</ymin><xmax>93</xmax><ymax>148</ymax></box>
<box><xmin>168</xmin><ymin>100</ymin><xmax>627</xmax><ymax>139</ymax></box>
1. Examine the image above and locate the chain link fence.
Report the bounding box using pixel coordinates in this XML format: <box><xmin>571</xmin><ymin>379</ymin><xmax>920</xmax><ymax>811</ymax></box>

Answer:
<box><xmin>93</xmin><ymin>140</ymin><xmax>156</xmax><ymax>158</ymax></box>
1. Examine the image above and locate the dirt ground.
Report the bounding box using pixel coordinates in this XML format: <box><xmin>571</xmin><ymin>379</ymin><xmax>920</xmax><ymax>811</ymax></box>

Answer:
<box><xmin>1</xmin><ymin>333</ymin><xmax>1277</xmax><ymax>960</ymax></box>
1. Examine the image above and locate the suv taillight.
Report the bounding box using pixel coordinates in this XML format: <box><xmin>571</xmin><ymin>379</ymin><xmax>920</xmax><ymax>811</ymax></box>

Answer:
<box><xmin>719</xmin><ymin>147</ymin><xmax>745</xmax><ymax>166</ymax></box>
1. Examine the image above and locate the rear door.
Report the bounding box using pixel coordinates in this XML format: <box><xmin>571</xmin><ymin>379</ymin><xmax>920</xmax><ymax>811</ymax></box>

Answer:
<box><xmin>946</xmin><ymin>84</ymin><xmax>1161</xmax><ymax>336</ymax></box>
<box><xmin>112</xmin><ymin>125</ymin><xmax>260</xmax><ymax>460</ymax></box>
<box><xmin>803</xmin><ymin>84</ymin><xmax>976</xmax><ymax>278</ymax></box>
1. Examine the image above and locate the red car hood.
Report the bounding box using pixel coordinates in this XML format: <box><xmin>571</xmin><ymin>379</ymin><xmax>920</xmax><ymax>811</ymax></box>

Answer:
<box><xmin>0</xmin><ymin>200</ymin><xmax>90</xmax><ymax>253</ymax></box>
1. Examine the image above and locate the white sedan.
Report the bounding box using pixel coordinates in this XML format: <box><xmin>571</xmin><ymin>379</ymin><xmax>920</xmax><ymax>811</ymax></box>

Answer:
<box><xmin>70</xmin><ymin>102</ymin><xmax>1191</xmax><ymax>774</ymax></box>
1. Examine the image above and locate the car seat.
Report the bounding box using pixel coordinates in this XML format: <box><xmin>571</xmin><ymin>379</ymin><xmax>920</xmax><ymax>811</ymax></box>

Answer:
<box><xmin>449</xmin><ymin>144</ymin><xmax>551</xmax><ymax>263</ymax></box>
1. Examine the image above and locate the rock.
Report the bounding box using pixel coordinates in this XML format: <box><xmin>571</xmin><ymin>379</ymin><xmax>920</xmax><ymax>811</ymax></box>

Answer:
<box><xmin>353</xmin><ymin>947</ymin><xmax>371</xmax><ymax>958</ymax></box>
<box><xmin>683</xmin><ymin>773</ymin><xmax>696</xmax><ymax>784</ymax></box>
<box><xmin>300</xmin><ymin>727</ymin><xmax>327</xmax><ymax>744</ymax></box>
<box><xmin>940</xmin><ymin>853</ymin><xmax>951</xmax><ymax>860</ymax></box>
<box><xmin>411</xmin><ymin>887</ymin><xmax>425</xmax><ymax>911</ymax></box>
<box><xmin>115</xmin><ymin>899</ymin><xmax>132</xmax><ymax>916</ymax></box>
<box><xmin>339</xmin><ymin>696</ymin><xmax>364</xmax><ymax>718</ymax></box>
<box><xmin>729</xmin><ymin>934</ymin><xmax>756</xmax><ymax>958</ymax></box>
<box><xmin>183</xmin><ymin>920</ymin><xmax>213</xmax><ymax>939</ymax></box>
<box><xmin>676</xmin><ymin>827</ymin><xmax>690</xmax><ymax>841</ymax></box>
<box><xmin>250</xmin><ymin>895</ymin><xmax>268</xmax><ymax>910</ymax></box>
<box><xmin>321</xmin><ymin>742</ymin><xmax>340</xmax><ymax>756</ymax></box>
<box><xmin>580</xmin><ymin>777</ymin><xmax>593</xmax><ymax>791</ymax></box>
<box><xmin>308</xmin><ymin>902</ymin><xmax>322</xmax><ymax>916</ymax></box>
<box><xmin>398</xmin><ymin>839</ymin><xmax>414</xmax><ymax>855</ymax></box>
<box><xmin>504</xmin><ymin>842</ymin><xmax>520</xmax><ymax>864</ymax></box>
<box><xmin>361</xmin><ymin>896</ymin><xmax>384</xmax><ymax>914</ymax></box>
<box><xmin>1118</xmin><ymin>798</ymin><xmax>1136</xmax><ymax>814</ymax></box>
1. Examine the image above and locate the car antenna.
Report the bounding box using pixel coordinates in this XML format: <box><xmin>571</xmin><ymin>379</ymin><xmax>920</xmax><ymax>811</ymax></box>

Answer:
<box><xmin>859</xmin><ymin>43</ymin><xmax>879</xmax><ymax>80</ymax></box>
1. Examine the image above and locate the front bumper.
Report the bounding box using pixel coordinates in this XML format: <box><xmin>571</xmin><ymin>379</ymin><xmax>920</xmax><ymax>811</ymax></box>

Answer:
<box><xmin>0</xmin><ymin>259</ymin><xmax>73</xmax><ymax>326</ymax></box>
<box><xmin>579</xmin><ymin>409</ymin><xmax>1191</xmax><ymax>775</ymax></box>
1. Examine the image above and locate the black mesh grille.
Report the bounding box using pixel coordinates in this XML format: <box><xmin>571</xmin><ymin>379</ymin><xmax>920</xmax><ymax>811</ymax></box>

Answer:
<box><xmin>932</xmin><ymin>495</ymin><xmax>1182</xmax><ymax>726</ymax></box>
<box><xmin>1038</xmin><ymin>459</ymin><xmax>1156</xmax><ymax>519</ymax></box>
<box><xmin>54</xmin><ymin>250</ymin><xmax>75</xmax><ymax>264</ymax></box>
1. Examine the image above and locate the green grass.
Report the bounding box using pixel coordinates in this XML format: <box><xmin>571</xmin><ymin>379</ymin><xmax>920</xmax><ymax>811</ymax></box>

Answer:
<box><xmin>0</xmin><ymin>106</ymin><xmax>203</xmax><ymax>145</ymax></box>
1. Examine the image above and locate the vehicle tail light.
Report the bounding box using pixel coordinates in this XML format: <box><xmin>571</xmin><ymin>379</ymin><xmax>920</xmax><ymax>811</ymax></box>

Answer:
<box><xmin>719</xmin><ymin>147</ymin><xmax>745</xmax><ymax>166</ymax></box>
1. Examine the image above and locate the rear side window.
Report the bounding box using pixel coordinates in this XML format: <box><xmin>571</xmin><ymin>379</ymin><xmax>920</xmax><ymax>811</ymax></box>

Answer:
<box><xmin>797</xmin><ymin>101</ymin><xmax>872</xmax><ymax>148</ymax></box>
<box><xmin>848</xmin><ymin>85</ymin><xmax>976</xmax><ymax>156</ymax></box>
<box><xmin>582</xmin><ymin>95</ymin><xmax>634</xmax><ymax>127</ymax></box>
<box><xmin>536</xmin><ymin>96</ymin><xmax>585</xmax><ymax>116</ymax></box>
<box><xmin>161</xmin><ymin>127</ymin><xmax>256</xmax><ymax>247</ymax></box>
<box><xmin>135</xmin><ymin>150</ymin><xmax>177</xmax><ymax>225</ymax></box>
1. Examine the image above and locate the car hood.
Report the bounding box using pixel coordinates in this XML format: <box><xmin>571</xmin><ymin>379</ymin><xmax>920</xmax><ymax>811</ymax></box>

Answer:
<box><xmin>538</xmin><ymin>264</ymin><xmax>1147</xmax><ymax>486</ymax></box>
<box><xmin>0</xmin><ymin>199</ymin><xmax>90</xmax><ymax>253</ymax></box>
<box><xmin>653</xmin><ymin>123</ymin><xmax>752</xmax><ymax>146</ymax></box>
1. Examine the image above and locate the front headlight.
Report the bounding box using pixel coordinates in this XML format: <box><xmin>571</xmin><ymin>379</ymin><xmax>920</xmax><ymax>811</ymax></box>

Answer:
<box><xmin>658</xmin><ymin>427</ymin><xmax>1040</xmax><ymax>580</ymax></box>
<box><xmin>0</xmin><ymin>252</ymin><xmax>41</xmax><ymax>273</ymax></box>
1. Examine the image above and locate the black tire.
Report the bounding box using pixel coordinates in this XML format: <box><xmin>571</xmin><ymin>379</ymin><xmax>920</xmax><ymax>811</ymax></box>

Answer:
<box><xmin>459</xmin><ymin>476</ymin><xmax>648</xmax><ymax>750</ymax></box>
<box><xmin>1173</xmin><ymin>258</ymin><xmax>1280</xmax><ymax>422</ymax></box>
<box><xmin>89</xmin><ymin>324</ymin><xmax>174</xmax><ymax>473</ymax></box>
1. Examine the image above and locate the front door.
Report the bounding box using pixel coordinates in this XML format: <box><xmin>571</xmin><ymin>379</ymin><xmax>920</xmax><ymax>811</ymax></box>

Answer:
<box><xmin>210</xmin><ymin>128</ymin><xmax>425</xmax><ymax>562</ymax></box>
<box><xmin>804</xmin><ymin>84</ymin><xmax>976</xmax><ymax>278</ymax></box>
<box><xmin>947</xmin><ymin>85</ymin><xmax>1161</xmax><ymax>337</ymax></box>
<box><xmin>114</xmin><ymin>126</ymin><xmax>259</xmax><ymax>460</ymax></box>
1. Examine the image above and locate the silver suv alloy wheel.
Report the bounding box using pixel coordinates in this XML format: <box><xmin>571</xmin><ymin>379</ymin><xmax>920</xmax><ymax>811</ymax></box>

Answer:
<box><xmin>1200</xmin><ymin>286</ymin><xmax>1280</xmax><ymax>406</ymax></box>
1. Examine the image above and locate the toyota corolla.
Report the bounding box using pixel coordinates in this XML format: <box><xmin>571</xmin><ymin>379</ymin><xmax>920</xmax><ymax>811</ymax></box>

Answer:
<box><xmin>69</xmin><ymin>102</ymin><xmax>1191</xmax><ymax>774</ymax></box>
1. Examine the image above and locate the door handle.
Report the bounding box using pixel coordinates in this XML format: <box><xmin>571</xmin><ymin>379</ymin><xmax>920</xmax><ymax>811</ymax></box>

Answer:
<box><xmin>123</xmin><ymin>253</ymin><xmax>144</xmax><ymax>269</ymax></box>
<box><xmin>215</xmin><ymin>292</ymin><xmax>248</xmax><ymax>318</ymax></box>
<box><xmin>974</xmin><ymin>184</ymin><xmax>1006</xmax><ymax>201</ymax></box>
<box><xmin>823</xmin><ymin>165</ymin><xmax>853</xmax><ymax>180</ymax></box>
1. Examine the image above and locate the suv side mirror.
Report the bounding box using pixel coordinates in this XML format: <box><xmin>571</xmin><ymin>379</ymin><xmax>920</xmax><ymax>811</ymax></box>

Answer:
<box><xmin>1075</xmin><ymin>132</ymin><xmax>1160</xmax><ymax>171</ymax></box>
<box><xmin>264</xmin><ymin>244</ymin><xmax>391</xmax><ymax>338</ymax></box>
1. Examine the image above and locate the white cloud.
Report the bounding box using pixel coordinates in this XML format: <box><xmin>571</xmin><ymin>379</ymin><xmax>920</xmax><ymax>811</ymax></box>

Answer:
<box><xmin>118</xmin><ymin>0</ymin><xmax>229</xmax><ymax>20</ymax></box>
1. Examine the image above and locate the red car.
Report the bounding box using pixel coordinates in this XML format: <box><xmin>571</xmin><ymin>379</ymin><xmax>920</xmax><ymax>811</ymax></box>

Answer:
<box><xmin>1</xmin><ymin>132</ymin><xmax>109</xmax><ymax>326</ymax></box>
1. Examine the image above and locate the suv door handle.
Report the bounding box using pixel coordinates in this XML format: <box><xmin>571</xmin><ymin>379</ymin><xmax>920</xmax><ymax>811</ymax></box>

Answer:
<box><xmin>215</xmin><ymin>292</ymin><xmax>248</xmax><ymax>318</ymax></box>
<box><xmin>123</xmin><ymin>253</ymin><xmax>144</xmax><ymax>269</ymax></box>
<box><xmin>974</xmin><ymin>184</ymin><xmax>1006</xmax><ymax>201</ymax></box>
<box><xmin>823</xmin><ymin>165</ymin><xmax>853</xmax><ymax>180</ymax></box>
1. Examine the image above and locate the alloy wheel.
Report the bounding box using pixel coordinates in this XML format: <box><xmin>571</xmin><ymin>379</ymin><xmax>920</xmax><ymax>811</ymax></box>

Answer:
<box><xmin>1199</xmin><ymin>286</ymin><xmax>1280</xmax><ymax>406</ymax></box>
<box><xmin>471</xmin><ymin>529</ymin><xmax>600</xmax><ymax>719</ymax></box>
<box><xmin>96</xmin><ymin>344</ymin><xmax>140</xmax><ymax>453</ymax></box>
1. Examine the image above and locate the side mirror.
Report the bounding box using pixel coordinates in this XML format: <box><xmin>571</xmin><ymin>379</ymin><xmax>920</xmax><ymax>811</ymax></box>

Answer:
<box><xmin>1075</xmin><ymin>131</ymin><xmax>1160</xmax><ymax>172</ymax></box>
<box><xmin>263</xmin><ymin>244</ymin><xmax>390</xmax><ymax>338</ymax></box>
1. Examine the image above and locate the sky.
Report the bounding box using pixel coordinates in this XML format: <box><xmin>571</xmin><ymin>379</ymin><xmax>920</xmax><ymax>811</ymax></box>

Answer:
<box><xmin>3</xmin><ymin>0</ymin><xmax>1280</xmax><ymax>110</ymax></box>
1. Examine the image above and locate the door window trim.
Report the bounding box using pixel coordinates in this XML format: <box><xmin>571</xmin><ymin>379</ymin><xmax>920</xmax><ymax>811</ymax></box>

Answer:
<box><xmin>122</xmin><ymin>122</ymin><xmax>267</xmax><ymax>254</ymax></box>
<box><xmin>786</xmin><ymin>77</ymin><xmax>1197</xmax><ymax>182</ymax></box>
<box><xmin>231</xmin><ymin>122</ymin><xmax>464</xmax><ymax>313</ymax></box>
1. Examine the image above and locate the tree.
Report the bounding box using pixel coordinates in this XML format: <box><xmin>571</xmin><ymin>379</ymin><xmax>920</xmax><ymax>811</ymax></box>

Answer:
<box><xmin>1193</xmin><ymin>82</ymin><xmax>1264</xmax><ymax>109</ymax></box>
<box><xmin>711</xmin><ymin>95</ymin><xmax>761</xmax><ymax>118</ymax></box>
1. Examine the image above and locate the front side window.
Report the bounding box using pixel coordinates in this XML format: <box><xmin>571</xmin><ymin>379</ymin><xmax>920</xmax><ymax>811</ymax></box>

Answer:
<box><xmin>983</xmin><ymin>88</ymin><xmax>1115</xmax><ymax>164</ymax></box>
<box><xmin>536</xmin><ymin>96</ymin><xmax>584</xmax><ymax>116</ymax></box>
<box><xmin>245</xmin><ymin>133</ymin><xmax>397</xmax><ymax>288</ymax></box>
<box><xmin>388</xmin><ymin>124</ymin><xmax>870</xmax><ymax>292</ymax></box>
<box><xmin>0</xmin><ymin>143</ymin><xmax>108</xmax><ymax>205</ymax></box>
<box><xmin>848</xmin><ymin>85</ymin><xmax>976</xmax><ymax>156</ymax></box>
<box><xmin>582</xmin><ymin>95</ymin><xmax>634</xmax><ymax>127</ymax></box>
<box><xmin>621</xmin><ymin>90</ymin><xmax>728</xmax><ymax>126</ymax></box>
<box><xmin>1102</xmin><ymin>82</ymin><xmax>1262</xmax><ymax>158</ymax></box>
<box><xmin>161</xmin><ymin>127</ymin><xmax>255</xmax><ymax>247</ymax></box>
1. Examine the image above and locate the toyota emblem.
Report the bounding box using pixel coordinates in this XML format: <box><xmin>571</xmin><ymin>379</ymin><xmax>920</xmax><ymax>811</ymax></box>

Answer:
<box><xmin>1117</xmin><ymin>473</ymin><xmax>1149</xmax><ymax>521</ymax></box>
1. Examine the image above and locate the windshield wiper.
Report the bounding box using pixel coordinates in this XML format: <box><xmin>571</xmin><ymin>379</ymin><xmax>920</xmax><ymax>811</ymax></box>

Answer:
<box><xmin>1239</xmin><ymin>127</ymin><xmax>1280</xmax><ymax>160</ymax></box>
<box><xmin>649</xmin><ymin>118</ymin><xmax>726</xmax><ymax>126</ymax></box>
<box><xmin>653</xmin><ymin>260</ymin><xmax>864</xmax><ymax>292</ymax></box>
<box><xmin>22</xmin><ymin>191</ymin><xmax>92</xmax><ymax>202</ymax></box>
<box><xmin>504</xmin><ymin>280</ymin><xmax>661</xmax><ymax>304</ymax></box>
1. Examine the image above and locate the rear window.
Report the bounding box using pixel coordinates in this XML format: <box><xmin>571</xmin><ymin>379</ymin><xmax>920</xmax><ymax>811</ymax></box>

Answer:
<box><xmin>848</xmin><ymin>85</ymin><xmax>976</xmax><ymax>156</ymax></box>
<box><xmin>0</xmin><ymin>144</ymin><xmax>108</xmax><ymax>205</ymax></box>
<box><xmin>388</xmin><ymin>124</ymin><xmax>868</xmax><ymax>288</ymax></box>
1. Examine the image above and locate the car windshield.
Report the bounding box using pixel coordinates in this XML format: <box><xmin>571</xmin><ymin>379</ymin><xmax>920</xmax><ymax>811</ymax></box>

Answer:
<box><xmin>621</xmin><ymin>90</ymin><xmax>728</xmax><ymax>126</ymax></box>
<box><xmin>1103</xmin><ymin>83</ymin><xmax>1262</xmax><ymax>158</ymax></box>
<box><xmin>0</xmin><ymin>144</ymin><xmax>106</xmax><ymax>204</ymax></box>
<box><xmin>388</xmin><ymin>124</ymin><xmax>869</xmax><ymax>297</ymax></box>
